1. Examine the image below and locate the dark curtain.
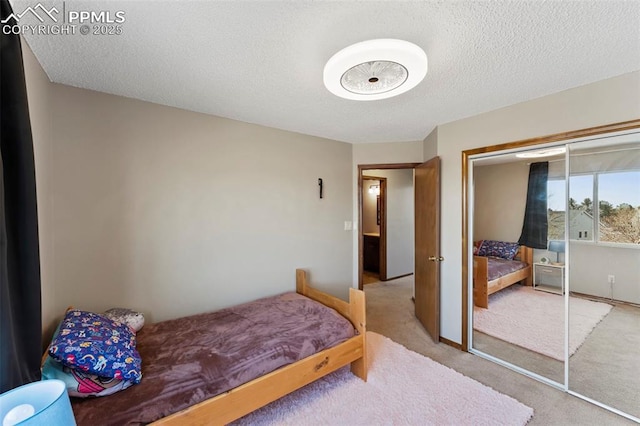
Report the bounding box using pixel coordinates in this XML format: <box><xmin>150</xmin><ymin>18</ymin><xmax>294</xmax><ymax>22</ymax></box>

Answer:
<box><xmin>518</xmin><ymin>161</ymin><xmax>548</xmax><ymax>249</ymax></box>
<box><xmin>1</xmin><ymin>0</ymin><xmax>43</xmax><ymax>392</ymax></box>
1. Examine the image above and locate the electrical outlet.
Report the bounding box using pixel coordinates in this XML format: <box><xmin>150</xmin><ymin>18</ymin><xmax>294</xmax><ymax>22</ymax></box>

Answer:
<box><xmin>608</xmin><ymin>275</ymin><xmax>615</xmax><ymax>284</ymax></box>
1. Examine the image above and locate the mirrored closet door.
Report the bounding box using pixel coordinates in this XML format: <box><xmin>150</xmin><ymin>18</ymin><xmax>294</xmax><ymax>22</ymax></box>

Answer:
<box><xmin>567</xmin><ymin>134</ymin><xmax>640</xmax><ymax>420</ymax></box>
<box><xmin>466</xmin><ymin>123</ymin><xmax>640</xmax><ymax>422</ymax></box>
<box><xmin>470</xmin><ymin>150</ymin><xmax>566</xmax><ymax>386</ymax></box>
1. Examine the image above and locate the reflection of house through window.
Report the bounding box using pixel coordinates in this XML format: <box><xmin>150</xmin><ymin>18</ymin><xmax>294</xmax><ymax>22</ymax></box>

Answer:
<box><xmin>548</xmin><ymin>177</ymin><xmax>593</xmax><ymax>241</ymax></box>
<box><xmin>547</xmin><ymin>170</ymin><xmax>640</xmax><ymax>245</ymax></box>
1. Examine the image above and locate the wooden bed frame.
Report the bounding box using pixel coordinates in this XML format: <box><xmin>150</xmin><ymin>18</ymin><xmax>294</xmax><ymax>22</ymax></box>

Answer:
<box><xmin>473</xmin><ymin>246</ymin><xmax>533</xmax><ymax>309</ymax></box>
<box><xmin>44</xmin><ymin>270</ymin><xmax>366</xmax><ymax>425</ymax></box>
<box><xmin>151</xmin><ymin>268</ymin><xmax>366</xmax><ymax>425</ymax></box>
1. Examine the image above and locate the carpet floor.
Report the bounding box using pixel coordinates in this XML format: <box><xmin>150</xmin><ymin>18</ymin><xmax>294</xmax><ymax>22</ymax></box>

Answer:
<box><xmin>364</xmin><ymin>276</ymin><xmax>635</xmax><ymax>425</ymax></box>
<box><xmin>234</xmin><ymin>332</ymin><xmax>533</xmax><ymax>425</ymax></box>
<box><xmin>474</xmin><ymin>285</ymin><xmax>612</xmax><ymax>360</ymax></box>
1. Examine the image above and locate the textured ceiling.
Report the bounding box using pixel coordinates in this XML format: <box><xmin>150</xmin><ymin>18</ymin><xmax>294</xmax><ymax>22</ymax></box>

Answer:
<box><xmin>11</xmin><ymin>1</ymin><xmax>640</xmax><ymax>144</ymax></box>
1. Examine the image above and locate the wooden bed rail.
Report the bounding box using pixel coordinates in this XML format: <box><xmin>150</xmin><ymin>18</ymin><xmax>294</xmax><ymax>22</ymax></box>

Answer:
<box><xmin>296</xmin><ymin>269</ymin><xmax>350</xmax><ymax>318</ymax></box>
<box><xmin>296</xmin><ymin>268</ymin><xmax>367</xmax><ymax>380</ymax></box>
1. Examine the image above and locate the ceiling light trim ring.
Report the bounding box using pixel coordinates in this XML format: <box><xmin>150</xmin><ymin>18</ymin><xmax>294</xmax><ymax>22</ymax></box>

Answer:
<box><xmin>324</xmin><ymin>39</ymin><xmax>428</xmax><ymax>101</ymax></box>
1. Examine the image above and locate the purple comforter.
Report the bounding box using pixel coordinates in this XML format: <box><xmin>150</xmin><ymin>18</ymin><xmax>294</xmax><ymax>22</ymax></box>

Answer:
<box><xmin>487</xmin><ymin>257</ymin><xmax>528</xmax><ymax>281</ymax></box>
<box><xmin>71</xmin><ymin>292</ymin><xmax>355</xmax><ymax>425</ymax></box>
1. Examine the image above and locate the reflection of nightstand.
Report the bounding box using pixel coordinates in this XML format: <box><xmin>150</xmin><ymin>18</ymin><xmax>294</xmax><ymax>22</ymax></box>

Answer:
<box><xmin>533</xmin><ymin>263</ymin><xmax>565</xmax><ymax>294</ymax></box>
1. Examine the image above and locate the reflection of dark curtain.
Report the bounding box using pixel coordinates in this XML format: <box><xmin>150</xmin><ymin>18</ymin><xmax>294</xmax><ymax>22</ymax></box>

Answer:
<box><xmin>518</xmin><ymin>162</ymin><xmax>548</xmax><ymax>249</ymax></box>
<box><xmin>1</xmin><ymin>0</ymin><xmax>43</xmax><ymax>392</ymax></box>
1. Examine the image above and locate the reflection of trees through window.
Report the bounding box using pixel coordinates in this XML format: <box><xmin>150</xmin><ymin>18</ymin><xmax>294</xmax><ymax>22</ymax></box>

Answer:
<box><xmin>547</xmin><ymin>170</ymin><xmax>640</xmax><ymax>245</ymax></box>
<box><xmin>598</xmin><ymin>171</ymin><xmax>640</xmax><ymax>244</ymax></box>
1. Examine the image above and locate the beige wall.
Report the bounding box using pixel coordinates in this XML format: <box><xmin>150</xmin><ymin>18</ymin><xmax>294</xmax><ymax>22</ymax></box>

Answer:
<box><xmin>423</xmin><ymin>127</ymin><xmax>437</xmax><ymax>160</ymax></box>
<box><xmin>438</xmin><ymin>70</ymin><xmax>640</xmax><ymax>343</ymax></box>
<box><xmin>49</xmin><ymin>85</ymin><xmax>354</xmax><ymax>325</ymax></box>
<box><xmin>23</xmin><ymin>44</ymin><xmax>355</xmax><ymax>334</ymax></box>
<box><xmin>473</xmin><ymin>161</ymin><xmax>529</xmax><ymax>242</ymax></box>
<box><xmin>570</xmin><ymin>243</ymin><xmax>640</xmax><ymax>303</ymax></box>
<box><xmin>353</xmin><ymin>141</ymin><xmax>424</xmax><ymax>167</ymax></box>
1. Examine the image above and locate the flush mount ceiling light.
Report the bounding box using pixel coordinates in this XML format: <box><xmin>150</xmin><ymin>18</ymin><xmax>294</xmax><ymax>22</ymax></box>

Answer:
<box><xmin>515</xmin><ymin>147</ymin><xmax>567</xmax><ymax>158</ymax></box>
<box><xmin>323</xmin><ymin>39</ymin><xmax>428</xmax><ymax>101</ymax></box>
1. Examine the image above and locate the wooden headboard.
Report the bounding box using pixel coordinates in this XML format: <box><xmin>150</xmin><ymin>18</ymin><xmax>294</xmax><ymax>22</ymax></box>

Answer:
<box><xmin>515</xmin><ymin>245</ymin><xmax>533</xmax><ymax>266</ymax></box>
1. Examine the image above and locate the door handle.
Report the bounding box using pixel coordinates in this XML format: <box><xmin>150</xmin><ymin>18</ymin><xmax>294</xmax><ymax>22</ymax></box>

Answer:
<box><xmin>428</xmin><ymin>256</ymin><xmax>444</xmax><ymax>262</ymax></box>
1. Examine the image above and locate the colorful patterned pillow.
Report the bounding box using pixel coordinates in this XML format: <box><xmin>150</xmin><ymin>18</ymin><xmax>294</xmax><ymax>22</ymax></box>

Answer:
<box><xmin>477</xmin><ymin>240</ymin><xmax>520</xmax><ymax>260</ymax></box>
<box><xmin>48</xmin><ymin>310</ymin><xmax>143</xmax><ymax>383</ymax></box>
<box><xmin>42</xmin><ymin>354</ymin><xmax>134</xmax><ymax>398</ymax></box>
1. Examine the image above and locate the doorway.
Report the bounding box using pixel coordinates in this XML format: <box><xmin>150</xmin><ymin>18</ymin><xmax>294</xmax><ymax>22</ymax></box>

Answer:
<box><xmin>362</xmin><ymin>176</ymin><xmax>387</xmax><ymax>283</ymax></box>
<box><xmin>359</xmin><ymin>165</ymin><xmax>418</xmax><ymax>289</ymax></box>
<box><xmin>358</xmin><ymin>159</ymin><xmax>441</xmax><ymax>342</ymax></box>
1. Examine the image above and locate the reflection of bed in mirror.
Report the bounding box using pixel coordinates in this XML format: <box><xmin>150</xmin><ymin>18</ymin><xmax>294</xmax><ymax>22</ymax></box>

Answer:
<box><xmin>473</xmin><ymin>245</ymin><xmax>533</xmax><ymax>308</ymax></box>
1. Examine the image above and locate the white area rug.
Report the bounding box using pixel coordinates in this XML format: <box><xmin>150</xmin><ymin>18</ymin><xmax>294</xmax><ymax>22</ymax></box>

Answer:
<box><xmin>474</xmin><ymin>285</ymin><xmax>613</xmax><ymax>361</ymax></box>
<box><xmin>234</xmin><ymin>332</ymin><xmax>533</xmax><ymax>425</ymax></box>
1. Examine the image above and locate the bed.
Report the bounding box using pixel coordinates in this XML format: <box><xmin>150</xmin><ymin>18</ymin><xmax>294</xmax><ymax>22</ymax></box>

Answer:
<box><xmin>473</xmin><ymin>245</ymin><xmax>533</xmax><ymax>309</ymax></box>
<box><xmin>47</xmin><ymin>269</ymin><xmax>366</xmax><ymax>425</ymax></box>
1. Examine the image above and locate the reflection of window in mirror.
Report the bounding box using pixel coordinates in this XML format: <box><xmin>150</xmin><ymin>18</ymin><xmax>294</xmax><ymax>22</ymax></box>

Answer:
<box><xmin>546</xmin><ymin>170</ymin><xmax>639</xmax><ymax>244</ymax></box>
<box><xmin>558</xmin><ymin>149</ymin><xmax>640</xmax><ymax>246</ymax></box>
